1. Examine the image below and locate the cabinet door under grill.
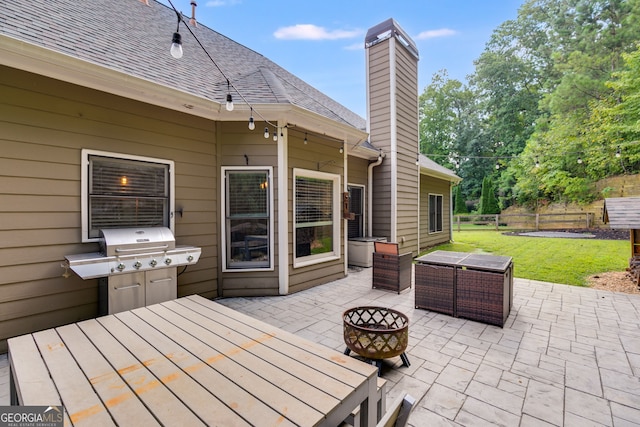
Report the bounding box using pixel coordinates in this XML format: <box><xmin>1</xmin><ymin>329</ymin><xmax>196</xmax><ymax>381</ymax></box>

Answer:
<box><xmin>109</xmin><ymin>272</ymin><xmax>145</xmax><ymax>314</ymax></box>
<box><xmin>145</xmin><ymin>267</ymin><xmax>177</xmax><ymax>306</ymax></box>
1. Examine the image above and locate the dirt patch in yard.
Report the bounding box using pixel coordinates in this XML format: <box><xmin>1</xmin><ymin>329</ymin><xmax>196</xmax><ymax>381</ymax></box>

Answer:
<box><xmin>587</xmin><ymin>271</ymin><xmax>640</xmax><ymax>294</ymax></box>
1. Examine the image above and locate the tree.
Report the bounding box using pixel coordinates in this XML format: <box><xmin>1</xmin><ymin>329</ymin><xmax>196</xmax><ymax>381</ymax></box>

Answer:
<box><xmin>479</xmin><ymin>177</ymin><xmax>500</xmax><ymax>214</ymax></box>
<box><xmin>454</xmin><ymin>185</ymin><xmax>468</xmax><ymax>214</ymax></box>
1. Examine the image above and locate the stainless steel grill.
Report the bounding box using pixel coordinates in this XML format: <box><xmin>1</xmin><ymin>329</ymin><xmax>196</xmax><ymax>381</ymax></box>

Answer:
<box><xmin>65</xmin><ymin>227</ymin><xmax>201</xmax><ymax>314</ymax></box>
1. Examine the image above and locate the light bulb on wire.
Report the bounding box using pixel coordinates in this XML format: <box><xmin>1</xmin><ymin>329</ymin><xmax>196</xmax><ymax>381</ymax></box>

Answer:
<box><xmin>170</xmin><ymin>12</ymin><xmax>183</xmax><ymax>59</ymax></box>
<box><xmin>616</xmin><ymin>146</ymin><xmax>621</xmax><ymax>158</ymax></box>
<box><xmin>248</xmin><ymin>109</ymin><xmax>255</xmax><ymax>130</ymax></box>
<box><xmin>264</xmin><ymin>127</ymin><xmax>269</xmax><ymax>139</ymax></box>
<box><xmin>226</xmin><ymin>93</ymin><xmax>234</xmax><ymax>112</ymax></box>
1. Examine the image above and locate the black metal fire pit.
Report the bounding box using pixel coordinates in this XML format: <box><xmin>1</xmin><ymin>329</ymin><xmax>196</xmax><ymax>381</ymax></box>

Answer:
<box><xmin>343</xmin><ymin>306</ymin><xmax>410</xmax><ymax>374</ymax></box>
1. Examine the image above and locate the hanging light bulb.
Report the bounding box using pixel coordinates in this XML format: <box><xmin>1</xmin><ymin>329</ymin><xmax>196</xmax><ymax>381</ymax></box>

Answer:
<box><xmin>248</xmin><ymin>109</ymin><xmax>255</xmax><ymax>130</ymax></box>
<box><xmin>225</xmin><ymin>93</ymin><xmax>234</xmax><ymax>111</ymax></box>
<box><xmin>616</xmin><ymin>146</ymin><xmax>621</xmax><ymax>158</ymax></box>
<box><xmin>264</xmin><ymin>127</ymin><xmax>270</xmax><ymax>139</ymax></box>
<box><xmin>225</xmin><ymin>81</ymin><xmax>234</xmax><ymax>111</ymax></box>
<box><xmin>273</xmin><ymin>131</ymin><xmax>278</xmax><ymax>141</ymax></box>
<box><xmin>304</xmin><ymin>133</ymin><xmax>308</xmax><ymax>144</ymax></box>
<box><xmin>535</xmin><ymin>157</ymin><xmax>540</xmax><ymax>168</ymax></box>
<box><xmin>577</xmin><ymin>157</ymin><xmax>583</xmax><ymax>164</ymax></box>
<box><xmin>415</xmin><ymin>154</ymin><xmax>420</xmax><ymax>166</ymax></box>
<box><xmin>339</xmin><ymin>145</ymin><xmax>344</xmax><ymax>154</ymax></box>
<box><xmin>170</xmin><ymin>32</ymin><xmax>183</xmax><ymax>59</ymax></box>
<box><xmin>170</xmin><ymin>13</ymin><xmax>183</xmax><ymax>59</ymax></box>
<box><xmin>495</xmin><ymin>161</ymin><xmax>500</xmax><ymax>170</ymax></box>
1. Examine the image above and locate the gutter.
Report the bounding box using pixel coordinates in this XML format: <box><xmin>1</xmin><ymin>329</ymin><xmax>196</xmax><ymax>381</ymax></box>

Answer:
<box><xmin>367</xmin><ymin>151</ymin><xmax>385</xmax><ymax>236</ymax></box>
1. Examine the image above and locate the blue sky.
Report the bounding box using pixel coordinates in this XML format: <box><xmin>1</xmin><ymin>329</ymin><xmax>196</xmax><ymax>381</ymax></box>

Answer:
<box><xmin>161</xmin><ymin>0</ymin><xmax>524</xmax><ymax>118</ymax></box>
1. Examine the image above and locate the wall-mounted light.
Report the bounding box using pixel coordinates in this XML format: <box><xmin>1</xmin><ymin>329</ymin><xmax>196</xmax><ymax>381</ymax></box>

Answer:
<box><xmin>120</xmin><ymin>176</ymin><xmax>128</xmax><ymax>186</ymax></box>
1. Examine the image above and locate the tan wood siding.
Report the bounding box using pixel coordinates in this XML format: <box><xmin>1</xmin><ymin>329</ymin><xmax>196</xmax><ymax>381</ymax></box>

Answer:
<box><xmin>419</xmin><ymin>175</ymin><xmax>453</xmax><ymax>249</ymax></box>
<box><xmin>394</xmin><ymin>43</ymin><xmax>419</xmax><ymax>255</ymax></box>
<box><xmin>217</xmin><ymin>121</ymin><xmax>280</xmax><ymax>297</ymax></box>
<box><xmin>288</xmin><ymin>134</ymin><xmax>345</xmax><ymax>293</ymax></box>
<box><xmin>0</xmin><ymin>66</ymin><xmax>217</xmax><ymax>352</ymax></box>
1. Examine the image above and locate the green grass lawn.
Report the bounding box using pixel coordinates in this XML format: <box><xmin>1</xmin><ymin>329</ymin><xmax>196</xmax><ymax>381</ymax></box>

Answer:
<box><xmin>422</xmin><ymin>231</ymin><xmax>629</xmax><ymax>286</ymax></box>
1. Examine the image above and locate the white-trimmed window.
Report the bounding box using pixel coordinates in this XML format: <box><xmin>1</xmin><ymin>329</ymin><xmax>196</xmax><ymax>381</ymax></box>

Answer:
<box><xmin>429</xmin><ymin>193</ymin><xmax>443</xmax><ymax>233</ymax></box>
<box><xmin>81</xmin><ymin>149</ymin><xmax>174</xmax><ymax>242</ymax></box>
<box><xmin>222</xmin><ymin>167</ymin><xmax>273</xmax><ymax>271</ymax></box>
<box><xmin>293</xmin><ymin>168</ymin><xmax>341</xmax><ymax>267</ymax></box>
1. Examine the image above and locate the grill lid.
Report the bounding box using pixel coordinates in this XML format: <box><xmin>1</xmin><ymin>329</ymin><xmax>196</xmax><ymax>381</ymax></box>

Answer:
<box><xmin>99</xmin><ymin>227</ymin><xmax>176</xmax><ymax>256</ymax></box>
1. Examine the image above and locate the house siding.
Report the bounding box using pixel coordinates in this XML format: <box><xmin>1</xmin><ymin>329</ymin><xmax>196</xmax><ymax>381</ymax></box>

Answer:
<box><xmin>419</xmin><ymin>175</ymin><xmax>453</xmax><ymax>249</ymax></box>
<box><xmin>0</xmin><ymin>66</ymin><xmax>218</xmax><ymax>352</ymax></box>
<box><xmin>367</xmin><ymin>33</ymin><xmax>419</xmax><ymax>255</ymax></box>
<box><xmin>288</xmin><ymin>133</ymin><xmax>346</xmax><ymax>293</ymax></box>
<box><xmin>393</xmin><ymin>42</ymin><xmax>420</xmax><ymax>256</ymax></box>
<box><xmin>217</xmin><ymin>122</ymin><xmax>280</xmax><ymax>297</ymax></box>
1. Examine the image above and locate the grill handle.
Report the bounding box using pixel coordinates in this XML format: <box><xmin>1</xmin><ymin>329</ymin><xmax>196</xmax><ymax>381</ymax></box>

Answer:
<box><xmin>115</xmin><ymin>245</ymin><xmax>169</xmax><ymax>253</ymax></box>
<box><xmin>150</xmin><ymin>278</ymin><xmax>173</xmax><ymax>284</ymax></box>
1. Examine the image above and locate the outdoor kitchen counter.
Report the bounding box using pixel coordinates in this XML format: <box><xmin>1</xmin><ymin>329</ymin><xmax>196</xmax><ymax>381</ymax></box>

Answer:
<box><xmin>8</xmin><ymin>295</ymin><xmax>379</xmax><ymax>427</ymax></box>
<box><xmin>415</xmin><ymin>251</ymin><xmax>513</xmax><ymax>327</ymax></box>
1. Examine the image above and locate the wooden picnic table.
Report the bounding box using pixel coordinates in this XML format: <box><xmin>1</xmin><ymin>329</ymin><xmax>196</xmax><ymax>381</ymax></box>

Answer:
<box><xmin>8</xmin><ymin>295</ymin><xmax>379</xmax><ymax>426</ymax></box>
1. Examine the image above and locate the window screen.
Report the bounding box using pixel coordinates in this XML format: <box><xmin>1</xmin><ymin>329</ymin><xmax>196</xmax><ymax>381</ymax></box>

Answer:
<box><xmin>225</xmin><ymin>169</ymin><xmax>271</xmax><ymax>269</ymax></box>
<box><xmin>429</xmin><ymin>194</ymin><xmax>443</xmax><ymax>233</ymax></box>
<box><xmin>295</xmin><ymin>175</ymin><xmax>334</xmax><ymax>257</ymax></box>
<box><xmin>88</xmin><ymin>155</ymin><xmax>170</xmax><ymax>238</ymax></box>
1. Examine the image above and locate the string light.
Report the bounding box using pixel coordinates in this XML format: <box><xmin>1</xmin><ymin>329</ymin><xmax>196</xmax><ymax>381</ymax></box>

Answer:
<box><xmin>577</xmin><ymin>156</ymin><xmax>583</xmax><ymax>164</ymax></box>
<box><xmin>264</xmin><ymin>127</ymin><xmax>270</xmax><ymax>139</ymax></box>
<box><xmin>248</xmin><ymin>108</ymin><xmax>255</xmax><ymax>130</ymax></box>
<box><xmin>535</xmin><ymin>157</ymin><xmax>540</xmax><ymax>168</ymax></box>
<box><xmin>170</xmin><ymin>11</ymin><xmax>183</xmax><ymax>59</ymax></box>
<box><xmin>616</xmin><ymin>146</ymin><xmax>621</xmax><ymax>158</ymax></box>
<box><xmin>304</xmin><ymin>133</ymin><xmax>308</xmax><ymax>144</ymax></box>
<box><xmin>339</xmin><ymin>145</ymin><xmax>344</xmax><ymax>154</ymax></box>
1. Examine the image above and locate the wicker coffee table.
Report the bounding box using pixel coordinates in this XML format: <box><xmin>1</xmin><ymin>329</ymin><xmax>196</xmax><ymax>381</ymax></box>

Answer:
<box><xmin>343</xmin><ymin>306</ymin><xmax>410</xmax><ymax>375</ymax></box>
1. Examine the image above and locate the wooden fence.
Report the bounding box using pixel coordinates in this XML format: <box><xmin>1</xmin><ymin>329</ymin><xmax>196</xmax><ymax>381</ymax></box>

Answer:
<box><xmin>454</xmin><ymin>213</ymin><xmax>595</xmax><ymax>232</ymax></box>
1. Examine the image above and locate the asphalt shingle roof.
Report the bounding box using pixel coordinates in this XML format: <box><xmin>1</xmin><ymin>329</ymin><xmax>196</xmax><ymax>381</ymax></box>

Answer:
<box><xmin>1</xmin><ymin>0</ymin><xmax>366</xmax><ymax>130</ymax></box>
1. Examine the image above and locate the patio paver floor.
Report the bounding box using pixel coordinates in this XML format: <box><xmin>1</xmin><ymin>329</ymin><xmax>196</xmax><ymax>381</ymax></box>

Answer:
<box><xmin>1</xmin><ymin>266</ymin><xmax>639</xmax><ymax>426</ymax></box>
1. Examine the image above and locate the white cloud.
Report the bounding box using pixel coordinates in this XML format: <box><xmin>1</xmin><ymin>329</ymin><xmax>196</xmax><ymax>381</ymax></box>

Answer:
<box><xmin>274</xmin><ymin>24</ymin><xmax>361</xmax><ymax>40</ymax></box>
<box><xmin>415</xmin><ymin>28</ymin><xmax>457</xmax><ymax>40</ymax></box>
<box><xmin>344</xmin><ymin>42</ymin><xmax>364</xmax><ymax>51</ymax></box>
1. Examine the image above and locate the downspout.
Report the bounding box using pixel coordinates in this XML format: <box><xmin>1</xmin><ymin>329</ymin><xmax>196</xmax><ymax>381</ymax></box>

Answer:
<box><xmin>367</xmin><ymin>151</ymin><xmax>385</xmax><ymax>236</ymax></box>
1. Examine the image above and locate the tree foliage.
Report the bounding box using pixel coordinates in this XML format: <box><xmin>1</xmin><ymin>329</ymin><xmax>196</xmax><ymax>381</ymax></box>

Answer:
<box><xmin>454</xmin><ymin>185</ymin><xmax>468</xmax><ymax>214</ymax></box>
<box><xmin>419</xmin><ymin>0</ymin><xmax>640</xmax><ymax>207</ymax></box>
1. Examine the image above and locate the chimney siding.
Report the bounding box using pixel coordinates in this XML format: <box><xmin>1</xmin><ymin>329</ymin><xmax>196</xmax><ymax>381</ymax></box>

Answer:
<box><xmin>366</xmin><ymin>19</ymin><xmax>420</xmax><ymax>255</ymax></box>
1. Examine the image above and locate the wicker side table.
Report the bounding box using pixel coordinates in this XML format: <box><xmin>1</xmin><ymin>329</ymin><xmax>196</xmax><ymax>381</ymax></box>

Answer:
<box><xmin>372</xmin><ymin>252</ymin><xmax>412</xmax><ymax>294</ymax></box>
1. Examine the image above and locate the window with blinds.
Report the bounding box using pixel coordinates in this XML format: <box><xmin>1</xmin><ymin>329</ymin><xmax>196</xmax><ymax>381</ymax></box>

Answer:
<box><xmin>429</xmin><ymin>194</ymin><xmax>443</xmax><ymax>233</ymax></box>
<box><xmin>223</xmin><ymin>167</ymin><xmax>272</xmax><ymax>270</ymax></box>
<box><xmin>294</xmin><ymin>169</ymin><xmax>339</xmax><ymax>263</ymax></box>
<box><xmin>87</xmin><ymin>154</ymin><xmax>171</xmax><ymax>239</ymax></box>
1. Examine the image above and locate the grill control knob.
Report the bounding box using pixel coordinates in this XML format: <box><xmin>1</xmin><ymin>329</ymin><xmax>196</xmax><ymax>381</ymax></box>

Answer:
<box><xmin>117</xmin><ymin>263</ymin><xmax>126</xmax><ymax>272</ymax></box>
<box><xmin>165</xmin><ymin>258</ymin><xmax>172</xmax><ymax>265</ymax></box>
<box><xmin>133</xmin><ymin>261</ymin><xmax>142</xmax><ymax>269</ymax></box>
<box><xmin>149</xmin><ymin>259</ymin><xmax>157</xmax><ymax>267</ymax></box>
<box><xmin>187</xmin><ymin>255</ymin><xmax>194</xmax><ymax>262</ymax></box>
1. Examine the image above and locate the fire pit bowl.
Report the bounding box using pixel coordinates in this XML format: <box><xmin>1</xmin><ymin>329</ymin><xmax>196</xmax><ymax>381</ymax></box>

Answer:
<box><xmin>343</xmin><ymin>306</ymin><xmax>410</xmax><ymax>373</ymax></box>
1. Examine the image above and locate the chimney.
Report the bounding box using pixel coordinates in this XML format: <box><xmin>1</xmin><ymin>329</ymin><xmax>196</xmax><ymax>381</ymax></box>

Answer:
<box><xmin>365</xmin><ymin>19</ymin><xmax>420</xmax><ymax>252</ymax></box>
